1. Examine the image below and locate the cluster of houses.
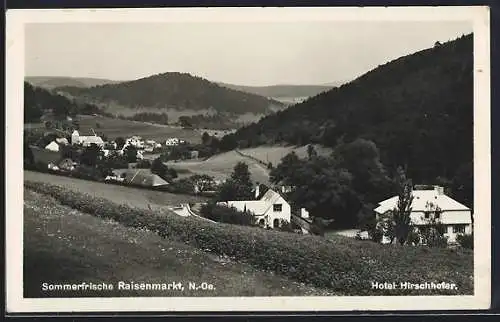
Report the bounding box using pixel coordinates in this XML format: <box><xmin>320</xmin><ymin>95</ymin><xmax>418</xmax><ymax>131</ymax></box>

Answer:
<box><xmin>44</xmin><ymin>131</ymin><xmax>192</xmax><ymax>160</ymax></box>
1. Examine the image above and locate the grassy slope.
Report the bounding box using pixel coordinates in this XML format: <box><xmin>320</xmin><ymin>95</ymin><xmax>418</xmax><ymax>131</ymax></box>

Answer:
<box><xmin>238</xmin><ymin>144</ymin><xmax>334</xmax><ymax>167</ymax></box>
<box><xmin>24</xmin><ymin>170</ymin><xmax>208</xmax><ymax>210</ymax></box>
<box><xmin>166</xmin><ymin>150</ymin><xmax>271</xmax><ymax>184</ymax></box>
<box><xmin>24</xmin><ymin>189</ymin><xmax>334</xmax><ymax>297</ymax></box>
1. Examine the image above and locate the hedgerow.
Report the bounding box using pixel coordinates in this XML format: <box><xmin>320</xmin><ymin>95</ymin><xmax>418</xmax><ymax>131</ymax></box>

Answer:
<box><xmin>24</xmin><ymin>181</ymin><xmax>473</xmax><ymax>295</ymax></box>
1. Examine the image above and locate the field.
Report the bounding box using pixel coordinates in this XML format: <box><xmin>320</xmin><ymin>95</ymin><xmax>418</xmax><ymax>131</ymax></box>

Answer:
<box><xmin>24</xmin><ymin>188</ymin><xmax>334</xmax><ymax>297</ymax></box>
<box><xmin>165</xmin><ymin>151</ymin><xmax>271</xmax><ymax>184</ymax></box>
<box><xmin>77</xmin><ymin>115</ymin><xmax>203</xmax><ymax>143</ymax></box>
<box><xmin>24</xmin><ymin>171</ymin><xmax>207</xmax><ymax>210</ymax></box>
<box><xmin>238</xmin><ymin>144</ymin><xmax>334</xmax><ymax>166</ymax></box>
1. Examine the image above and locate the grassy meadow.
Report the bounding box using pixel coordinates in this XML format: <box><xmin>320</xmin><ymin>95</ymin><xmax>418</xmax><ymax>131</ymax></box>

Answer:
<box><xmin>166</xmin><ymin>150</ymin><xmax>271</xmax><ymax>184</ymax></box>
<box><xmin>24</xmin><ymin>170</ymin><xmax>207</xmax><ymax>210</ymax></box>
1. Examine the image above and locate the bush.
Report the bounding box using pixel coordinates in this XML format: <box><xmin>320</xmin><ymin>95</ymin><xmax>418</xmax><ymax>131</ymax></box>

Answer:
<box><xmin>457</xmin><ymin>233</ymin><xmax>473</xmax><ymax>249</ymax></box>
<box><xmin>134</xmin><ymin>159</ymin><xmax>152</xmax><ymax>169</ymax></box>
<box><xmin>406</xmin><ymin>229</ymin><xmax>421</xmax><ymax>246</ymax></box>
<box><xmin>276</xmin><ymin>219</ymin><xmax>295</xmax><ymax>233</ymax></box>
<box><xmin>200</xmin><ymin>203</ymin><xmax>256</xmax><ymax>226</ymax></box>
<box><xmin>24</xmin><ymin>181</ymin><xmax>474</xmax><ymax>296</ymax></box>
<box><xmin>168</xmin><ymin>178</ymin><xmax>195</xmax><ymax>195</ymax></box>
<box><xmin>368</xmin><ymin>226</ymin><xmax>383</xmax><ymax>243</ymax></box>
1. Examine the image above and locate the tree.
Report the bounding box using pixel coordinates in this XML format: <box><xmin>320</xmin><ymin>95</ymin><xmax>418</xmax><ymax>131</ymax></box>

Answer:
<box><xmin>124</xmin><ymin>145</ymin><xmax>138</xmax><ymax>163</ymax></box>
<box><xmin>391</xmin><ymin>167</ymin><xmax>414</xmax><ymax>245</ymax></box>
<box><xmin>307</xmin><ymin>144</ymin><xmax>317</xmax><ymax>160</ymax></box>
<box><xmin>80</xmin><ymin>144</ymin><xmax>101</xmax><ymax>167</ymax></box>
<box><xmin>151</xmin><ymin>157</ymin><xmax>168</xmax><ymax>177</ymax></box>
<box><xmin>191</xmin><ymin>174</ymin><xmax>215</xmax><ymax>194</ymax></box>
<box><xmin>151</xmin><ymin>157</ymin><xmax>176</xmax><ymax>182</ymax></box>
<box><xmin>418</xmin><ymin>202</ymin><xmax>448</xmax><ymax>247</ymax></box>
<box><xmin>270</xmin><ymin>151</ymin><xmax>302</xmax><ymax>185</ymax></box>
<box><xmin>202</xmin><ymin>132</ymin><xmax>211</xmax><ymax>145</ymax></box>
<box><xmin>44</xmin><ymin>121</ymin><xmax>54</xmax><ymax>130</ymax></box>
<box><xmin>115</xmin><ymin>137</ymin><xmax>126</xmax><ymax>150</ymax></box>
<box><xmin>216</xmin><ymin>162</ymin><xmax>254</xmax><ymax>201</ymax></box>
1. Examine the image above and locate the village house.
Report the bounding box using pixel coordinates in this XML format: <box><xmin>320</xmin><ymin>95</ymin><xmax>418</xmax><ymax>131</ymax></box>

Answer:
<box><xmin>217</xmin><ymin>186</ymin><xmax>310</xmax><ymax>231</ymax></box>
<box><xmin>165</xmin><ymin>138</ymin><xmax>181</xmax><ymax>146</ymax></box>
<box><xmin>374</xmin><ymin>185</ymin><xmax>472</xmax><ymax>244</ymax></box>
<box><xmin>71</xmin><ymin>130</ymin><xmax>104</xmax><ymax>147</ymax></box>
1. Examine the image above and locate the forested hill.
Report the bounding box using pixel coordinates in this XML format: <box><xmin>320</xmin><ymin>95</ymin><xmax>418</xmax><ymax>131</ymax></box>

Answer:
<box><xmin>24</xmin><ymin>82</ymin><xmax>101</xmax><ymax>122</ymax></box>
<box><xmin>55</xmin><ymin>72</ymin><xmax>285</xmax><ymax>115</ymax></box>
<box><xmin>25</xmin><ymin>76</ymin><xmax>122</xmax><ymax>89</ymax></box>
<box><xmin>224</xmin><ymin>34</ymin><xmax>473</xmax><ymax>195</ymax></box>
<box><xmin>217</xmin><ymin>83</ymin><xmax>335</xmax><ymax>99</ymax></box>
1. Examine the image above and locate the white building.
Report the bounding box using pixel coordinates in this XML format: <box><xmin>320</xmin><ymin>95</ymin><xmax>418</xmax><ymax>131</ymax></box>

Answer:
<box><xmin>165</xmin><ymin>138</ymin><xmax>180</xmax><ymax>146</ymax></box>
<box><xmin>218</xmin><ymin>187</ymin><xmax>309</xmax><ymax>230</ymax></box>
<box><xmin>374</xmin><ymin>185</ymin><xmax>472</xmax><ymax>244</ymax></box>
<box><xmin>71</xmin><ymin>130</ymin><xmax>104</xmax><ymax>147</ymax></box>
<box><xmin>45</xmin><ymin>141</ymin><xmax>60</xmax><ymax>152</ymax></box>
<box><xmin>126</xmin><ymin>136</ymin><xmax>145</xmax><ymax>149</ymax></box>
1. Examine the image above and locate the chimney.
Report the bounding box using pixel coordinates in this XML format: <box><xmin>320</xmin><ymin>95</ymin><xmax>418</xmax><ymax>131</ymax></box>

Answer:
<box><xmin>255</xmin><ymin>184</ymin><xmax>260</xmax><ymax>199</ymax></box>
<box><xmin>434</xmin><ymin>185</ymin><xmax>444</xmax><ymax>195</ymax></box>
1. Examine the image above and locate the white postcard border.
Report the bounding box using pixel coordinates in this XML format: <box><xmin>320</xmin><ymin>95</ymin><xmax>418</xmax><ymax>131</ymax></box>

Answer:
<box><xmin>6</xmin><ymin>6</ymin><xmax>491</xmax><ymax>313</ymax></box>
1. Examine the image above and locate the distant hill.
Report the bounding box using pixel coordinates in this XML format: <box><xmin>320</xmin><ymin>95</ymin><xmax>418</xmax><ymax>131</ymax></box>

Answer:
<box><xmin>53</xmin><ymin>72</ymin><xmax>285</xmax><ymax>116</ymax></box>
<box><xmin>24</xmin><ymin>82</ymin><xmax>102</xmax><ymax>123</ymax></box>
<box><xmin>25</xmin><ymin>76</ymin><xmax>122</xmax><ymax>89</ymax></box>
<box><xmin>217</xmin><ymin>83</ymin><xmax>337</xmax><ymax>100</ymax></box>
<box><xmin>223</xmin><ymin>34</ymin><xmax>473</xmax><ymax>206</ymax></box>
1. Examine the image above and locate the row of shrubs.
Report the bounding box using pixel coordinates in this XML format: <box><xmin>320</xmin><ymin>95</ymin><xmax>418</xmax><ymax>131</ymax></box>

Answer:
<box><xmin>200</xmin><ymin>203</ymin><xmax>256</xmax><ymax>226</ymax></box>
<box><xmin>24</xmin><ymin>181</ymin><xmax>473</xmax><ymax>295</ymax></box>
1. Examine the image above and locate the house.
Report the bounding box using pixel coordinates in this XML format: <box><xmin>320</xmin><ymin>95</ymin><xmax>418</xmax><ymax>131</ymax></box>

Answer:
<box><xmin>126</xmin><ymin>136</ymin><xmax>145</xmax><ymax>149</ymax></box>
<box><xmin>374</xmin><ymin>185</ymin><xmax>472</xmax><ymax>244</ymax></box>
<box><xmin>190</xmin><ymin>150</ymin><xmax>199</xmax><ymax>159</ymax></box>
<box><xmin>217</xmin><ymin>187</ymin><xmax>310</xmax><ymax>230</ymax></box>
<box><xmin>44</xmin><ymin>141</ymin><xmax>60</xmax><ymax>152</ymax></box>
<box><xmin>71</xmin><ymin>130</ymin><xmax>104</xmax><ymax>147</ymax></box>
<box><xmin>121</xmin><ymin>169</ymin><xmax>169</xmax><ymax>188</ymax></box>
<box><xmin>165</xmin><ymin>138</ymin><xmax>180</xmax><ymax>146</ymax></box>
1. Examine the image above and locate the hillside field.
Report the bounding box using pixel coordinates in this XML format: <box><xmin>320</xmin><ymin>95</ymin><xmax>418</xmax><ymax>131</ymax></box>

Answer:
<box><xmin>76</xmin><ymin>115</ymin><xmax>203</xmax><ymax>143</ymax></box>
<box><xmin>24</xmin><ymin>171</ymin><xmax>207</xmax><ymax>211</ymax></box>
<box><xmin>165</xmin><ymin>151</ymin><xmax>271</xmax><ymax>184</ymax></box>
<box><xmin>238</xmin><ymin>144</ymin><xmax>334</xmax><ymax>167</ymax></box>
<box><xmin>24</xmin><ymin>188</ymin><xmax>335</xmax><ymax>297</ymax></box>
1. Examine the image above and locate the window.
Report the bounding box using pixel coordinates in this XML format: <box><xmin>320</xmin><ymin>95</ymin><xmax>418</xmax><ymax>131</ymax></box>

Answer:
<box><xmin>453</xmin><ymin>225</ymin><xmax>466</xmax><ymax>234</ymax></box>
<box><xmin>273</xmin><ymin>218</ymin><xmax>280</xmax><ymax>228</ymax></box>
<box><xmin>424</xmin><ymin>211</ymin><xmax>430</xmax><ymax>219</ymax></box>
<box><xmin>273</xmin><ymin>204</ymin><xmax>283</xmax><ymax>212</ymax></box>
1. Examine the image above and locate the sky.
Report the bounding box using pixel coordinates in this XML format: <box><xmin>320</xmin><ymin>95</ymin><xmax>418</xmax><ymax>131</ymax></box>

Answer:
<box><xmin>25</xmin><ymin>21</ymin><xmax>472</xmax><ymax>86</ymax></box>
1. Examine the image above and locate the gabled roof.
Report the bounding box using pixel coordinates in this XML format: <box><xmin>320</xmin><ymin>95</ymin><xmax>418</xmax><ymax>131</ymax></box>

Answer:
<box><xmin>44</xmin><ymin>141</ymin><xmax>60</xmax><ymax>152</ymax></box>
<box><xmin>79</xmin><ymin>136</ymin><xmax>104</xmax><ymax>144</ymax></box>
<box><xmin>223</xmin><ymin>189</ymin><xmax>288</xmax><ymax>217</ymax></box>
<box><xmin>374</xmin><ymin>189</ymin><xmax>470</xmax><ymax>214</ymax></box>
<box><xmin>224</xmin><ymin>200</ymin><xmax>269</xmax><ymax>216</ymax></box>
<box><xmin>123</xmin><ymin>169</ymin><xmax>169</xmax><ymax>187</ymax></box>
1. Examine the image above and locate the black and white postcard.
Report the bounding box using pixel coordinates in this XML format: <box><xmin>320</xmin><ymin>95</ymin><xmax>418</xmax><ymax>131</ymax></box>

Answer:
<box><xmin>6</xmin><ymin>6</ymin><xmax>491</xmax><ymax>313</ymax></box>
